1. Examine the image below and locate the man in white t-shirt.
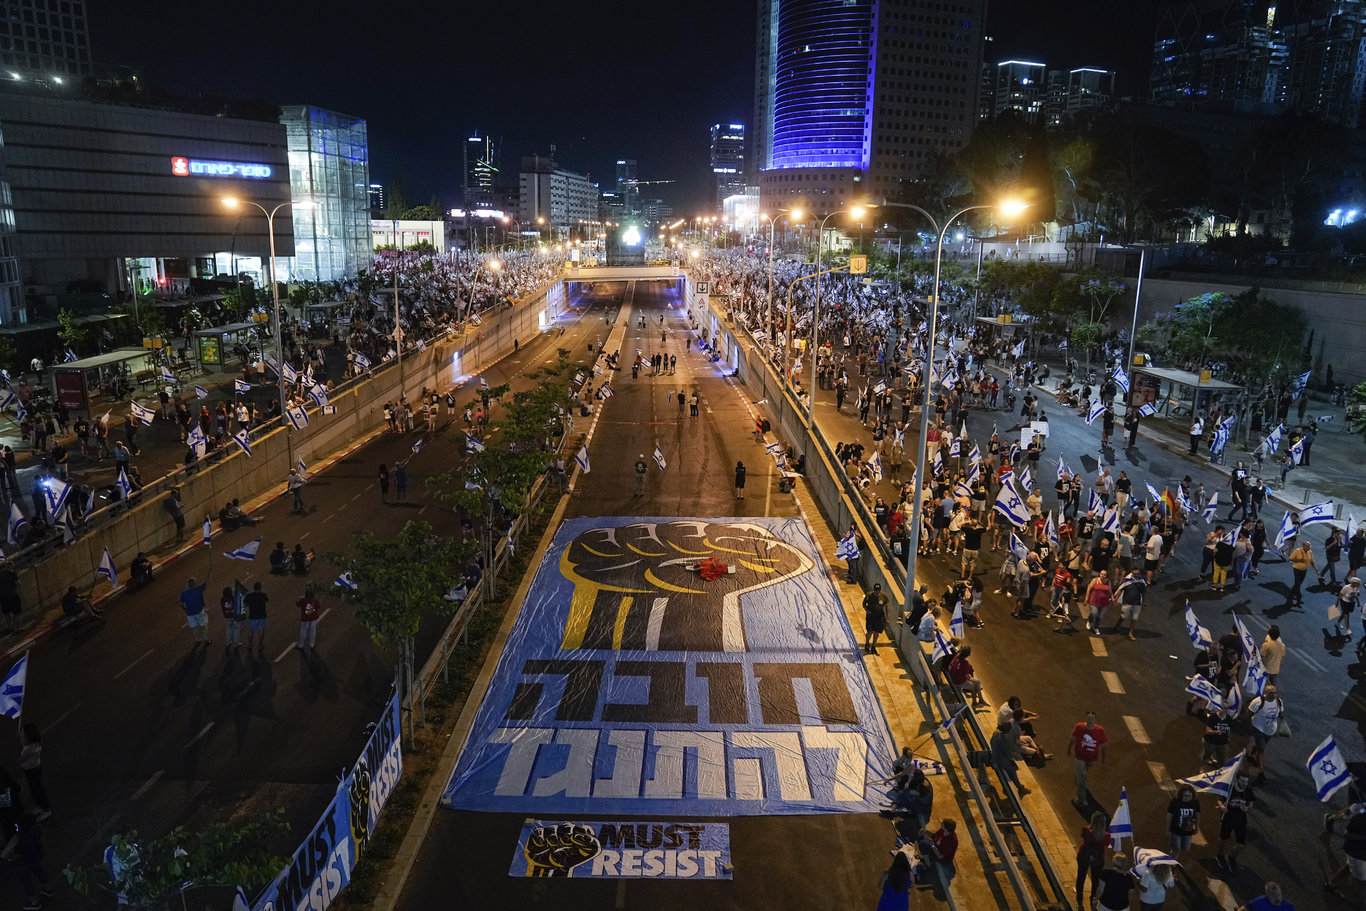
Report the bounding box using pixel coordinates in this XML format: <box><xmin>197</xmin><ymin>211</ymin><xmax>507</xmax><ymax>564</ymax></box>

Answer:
<box><xmin>1246</xmin><ymin>686</ymin><xmax>1284</xmax><ymax>782</ymax></box>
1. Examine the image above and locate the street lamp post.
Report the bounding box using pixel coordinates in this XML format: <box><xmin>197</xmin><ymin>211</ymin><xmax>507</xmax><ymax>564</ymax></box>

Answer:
<box><xmin>881</xmin><ymin>200</ymin><xmax>1027</xmax><ymax>619</ymax></box>
<box><xmin>809</xmin><ymin>206</ymin><xmax>871</xmax><ymax>420</ymax></box>
<box><xmin>222</xmin><ymin>196</ymin><xmax>313</xmax><ymax>466</ymax></box>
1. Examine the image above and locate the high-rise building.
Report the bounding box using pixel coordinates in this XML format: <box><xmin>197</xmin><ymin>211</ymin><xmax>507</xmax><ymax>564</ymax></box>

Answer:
<box><xmin>993</xmin><ymin>60</ymin><xmax>1047</xmax><ymax>122</ymax></box>
<box><xmin>0</xmin><ymin>0</ymin><xmax>91</xmax><ymax>78</ymax></box>
<box><xmin>616</xmin><ymin>159</ymin><xmax>639</xmax><ymax>215</ymax></box>
<box><xmin>280</xmin><ymin>105</ymin><xmax>371</xmax><ymax>282</ymax></box>
<box><xmin>753</xmin><ymin>0</ymin><xmax>988</xmax><ymax>212</ymax></box>
<box><xmin>369</xmin><ymin>183</ymin><xmax>385</xmax><ymax>214</ymax></box>
<box><xmin>462</xmin><ymin>134</ymin><xmax>497</xmax><ymax>210</ymax></box>
<box><xmin>709</xmin><ymin>123</ymin><xmax>746</xmax><ymax>210</ymax></box>
<box><xmin>1151</xmin><ymin>0</ymin><xmax>1366</xmax><ymax>128</ymax></box>
<box><xmin>520</xmin><ymin>155</ymin><xmax>598</xmax><ymax>239</ymax></box>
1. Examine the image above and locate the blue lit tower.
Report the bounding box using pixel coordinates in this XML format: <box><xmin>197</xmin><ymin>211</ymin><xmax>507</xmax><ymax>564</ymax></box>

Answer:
<box><xmin>754</xmin><ymin>0</ymin><xmax>988</xmax><ymax>211</ymax></box>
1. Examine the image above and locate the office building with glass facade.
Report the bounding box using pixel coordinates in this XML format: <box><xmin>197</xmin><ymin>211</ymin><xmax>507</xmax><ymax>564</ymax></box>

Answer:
<box><xmin>280</xmin><ymin>105</ymin><xmax>370</xmax><ymax>282</ymax></box>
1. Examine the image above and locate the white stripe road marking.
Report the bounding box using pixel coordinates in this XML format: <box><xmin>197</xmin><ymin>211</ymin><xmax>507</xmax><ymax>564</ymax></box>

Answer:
<box><xmin>1090</xmin><ymin>638</ymin><xmax>1108</xmax><ymax>657</ymax></box>
<box><xmin>350</xmin><ymin>494</ymin><xmax>362</xmax><ymax>502</ymax></box>
<box><xmin>1147</xmin><ymin>761</ymin><xmax>1177</xmax><ymax>793</ymax></box>
<box><xmin>131</xmin><ymin>769</ymin><xmax>163</xmax><ymax>800</ymax></box>
<box><xmin>113</xmin><ymin>649</ymin><xmax>155</xmax><ymax>680</ymax></box>
<box><xmin>1207</xmin><ymin>878</ymin><xmax>1238</xmax><ymax>910</ymax></box>
<box><xmin>1293</xmin><ymin>648</ymin><xmax>1327</xmax><ymax>673</ymax></box>
<box><xmin>275</xmin><ymin>642</ymin><xmax>300</xmax><ymax>663</ymax></box>
<box><xmin>646</xmin><ymin>598</ymin><xmax>666</xmax><ymax>650</ymax></box>
<box><xmin>1102</xmin><ymin>671</ymin><xmax>1125</xmax><ymax>694</ymax></box>
<box><xmin>185</xmin><ymin>723</ymin><xmax>214</xmax><ymax>749</ymax></box>
<box><xmin>45</xmin><ymin>702</ymin><xmax>81</xmax><ymax>732</ymax></box>
<box><xmin>1123</xmin><ymin>715</ymin><xmax>1151</xmax><ymax>745</ymax></box>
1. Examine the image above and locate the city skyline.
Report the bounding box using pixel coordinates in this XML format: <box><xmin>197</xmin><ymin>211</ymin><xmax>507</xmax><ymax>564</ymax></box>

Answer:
<box><xmin>86</xmin><ymin>1</ymin><xmax>1162</xmax><ymax>214</ymax></box>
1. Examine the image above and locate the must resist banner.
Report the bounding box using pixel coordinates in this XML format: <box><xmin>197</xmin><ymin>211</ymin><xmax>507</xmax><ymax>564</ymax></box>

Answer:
<box><xmin>510</xmin><ymin>820</ymin><xmax>731</xmax><ymax>880</ymax></box>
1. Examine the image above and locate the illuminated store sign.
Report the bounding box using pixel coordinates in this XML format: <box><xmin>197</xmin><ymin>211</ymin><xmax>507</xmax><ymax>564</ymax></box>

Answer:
<box><xmin>170</xmin><ymin>157</ymin><xmax>273</xmax><ymax>179</ymax></box>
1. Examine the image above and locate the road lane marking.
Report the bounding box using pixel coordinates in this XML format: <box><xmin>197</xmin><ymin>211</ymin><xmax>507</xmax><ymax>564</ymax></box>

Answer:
<box><xmin>46</xmin><ymin>702</ymin><xmax>81</xmax><ymax>732</ymax></box>
<box><xmin>113</xmin><ymin>649</ymin><xmax>156</xmax><ymax>680</ymax></box>
<box><xmin>1090</xmin><ymin>638</ymin><xmax>1108</xmax><ymax>657</ymax></box>
<box><xmin>185</xmin><ymin>723</ymin><xmax>214</xmax><ymax>749</ymax></box>
<box><xmin>1207</xmin><ymin>879</ymin><xmax>1238</xmax><ymax>910</ymax></box>
<box><xmin>131</xmin><ymin>770</ymin><xmax>163</xmax><ymax>800</ymax></box>
<box><xmin>1102</xmin><ymin>671</ymin><xmax>1125</xmax><ymax>694</ymax></box>
<box><xmin>1293</xmin><ymin>648</ymin><xmax>1327</xmax><ymax>673</ymax></box>
<box><xmin>275</xmin><ymin>642</ymin><xmax>301</xmax><ymax>663</ymax></box>
<box><xmin>1147</xmin><ymin>761</ymin><xmax>1177</xmax><ymax>793</ymax></box>
<box><xmin>1123</xmin><ymin>715</ymin><xmax>1151</xmax><ymax>745</ymax></box>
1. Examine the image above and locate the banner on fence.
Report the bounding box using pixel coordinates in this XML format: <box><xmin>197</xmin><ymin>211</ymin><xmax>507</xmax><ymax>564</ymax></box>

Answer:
<box><xmin>441</xmin><ymin>516</ymin><xmax>896</xmax><ymax>816</ymax></box>
<box><xmin>509</xmin><ymin>820</ymin><xmax>732</xmax><ymax>879</ymax></box>
<box><xmin>251</xmin><ymin>688</ymin><xmax>403</xmax><ymax>911</ymax></box>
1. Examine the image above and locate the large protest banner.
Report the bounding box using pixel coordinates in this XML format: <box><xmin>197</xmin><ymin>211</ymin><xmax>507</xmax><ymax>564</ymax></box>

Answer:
<box><xmin>509</xmin><ymin>819</ymin><xmax>732</xmax><ymax>879</ymax></box>
<box><xmin>443</xmin><ymin>517</ymin><xmax>896</xmax><ymax>815</ymax></box>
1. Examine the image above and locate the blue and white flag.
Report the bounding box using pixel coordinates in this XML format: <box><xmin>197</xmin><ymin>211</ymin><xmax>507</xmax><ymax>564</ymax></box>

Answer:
<box><xmin>1211</xmin><ymin>426</ymin><xmax>1228</xmax><ymax>453</ymax></box>
<box><xmin>1288</xmin><ymin>436</ymin><xmax>1305</xmax><ymax>464</ymax></box>
<box><xmin>161</xmin><ymin>365</ymin><xmax>177</xmax><ymax>384</ymax></box>
<box><xmin>411</xmin><ymin>438</ymin><xmax>424</xmax><ymax>454</ymax></box>
<box><xmin>1309</xmin><ymin>735</ymin><xmax>1353</xmax><ymax>802</ymax></box>
<box><xmin>1144</xmin><ymin>481</ymin><xmax>1162</xmax><ymax>506</ymax></box>
<box><xmin>194</xmin><ymin>384</ymin><xmax>209</xmax><ymax>400</ymax></box>
<box><xmin>1177</xmin><ymin>750</ymin><xmax>1245</xmax><ymax>798</ymax></box>
<box><xmin>1293</xmin><ymin>369</ymin><xmax>1312</xmax><ymax>389</ymax></box>
<box><xmin>1138</xmin><ymin>401</ymin><xmax>1157</xmax><ymax>417</ymax></box>
<box><xmin>1085</xmin><ymin>400</ymin><xmax>1105</xmax><ymax>425</ymax></box>
<box><xmin>186</xmin><ymin>424</ymin><xmax>207</xmax><ymax>458</ymax></box>
<box><xmin>948</xmin><ymin>436</ymin><xmax>960</xmax><ymax>457</ymax></box>
<box><xmin>1057</xmin><ymin>455</ymin><xmax>1070</xmax><ymax>481</ymax></box>
<box><xmin>1102</xmin><ymin>506</ymin><xmax>1120</xmax><ymax>533</ymax></box>
<box><xmin>129</xmin><ymin>400</ymin><xmax>156</xmax><ymax>426</ymax></box>
<box><xmin>1243</xmin><ymin>652</ymin><xmax>1268</xmax><ymax>696</ymax></box>
<box><xmin>574</xmin><ymin>372</ymin><xmax>585</xmax><ymax>385</ymax></box>
<box><xmin>1177</xmin><ymin>488</ymin><xmax>1193</xmax><ymax>515</ymax></box>
<box><xmin>465</xmin><ymin>432</ymin><xmax>485</xmax><ymax>453</ymax></box>
<box><xmin>352</xmin><ymin>352</ymin><xmax>371</xmax><ymax>372</ymax></box>
<box><xmin>1058</xmin><ymin>338</ymin><xmax>1068</xmax><ymax>350</ymax></box>
<box><xmin>42</xmin><ymin>477</ymin><xmax>72</xmax><ymax>517</ymax></box>
<box><xmin>873</xmin><ymin>380</ymin><xmax>886</xmax><ymax>396</ymax></box>
<box><xmin>308</xmin><ymin>385</ymin><xmax>329</xmax><ymax>409</ymax></box>
<box><xmin>1109</xmin><ymin>787</ymin><xmax>1132</xmax><ymax>851</ymax></box>
<box><xmin>1009</xmin><ymin>531</ymin><xmax>1029</xmax><ymax>560</ymax></box>
<box><xmin>1012</xmin><ymin>338</ymin><xmax>1025</xmax><ymax>358</ymax></box>
<box><xmin>297</xmin><ymin>458</ymin><xmax>308</xmax><ymax>478</ymax></box>
<box><xmin>598</xmin><ymin>384</ymin><xmax>614</xmax><ymax>399</ymax></box>
<box><xmin>234</xmin><ymin>378</ymin><xmax>251</xmax><ymax>395</ymax></box>
<box><xmin>14</xmin><ymin>401</ymin><xmax>25</xmax><ymax>424</ymax></box>
<box><xmin>1131</xmin><ymin>847</ymin><xmax>1180</xmax><ymax>881</ymax></box>
<box><xmin>479</xmin><ymin>376</ymin><xmax>489</xmax><ymax>390</ymax></box>
<box><xmin>968</xmin><ymin>442</ymin><xmax>981</xmax><ymax>463</ymax></box>
<box><xmin>575</xmin><ymin>445</ymin><xmax>590</xmax><ymax>474</ymax></box>
<box><xmin>1274</xmin><ymin>510</ymin><xmax>1298</xmax><ymax>548</ymax></box>
<box><xmin>282</xmin><ymin>362</ymin><xmax>298</xmax><ymax>384</ymax></box>
<box><xmin>224</xmin><ymin>538</ymin><xmax>261</xmax><ymax>561</ymax></box>
<box><xmin>1234</xmin><ymin>614</ymin><xmax>1258</xmax><ymax>664</ymax></box>
<box><xmin>0</xmin><ymin>653</ymin><xmax>27</xmax><ymax>719</ymax></box>
<box><xmin>1202</xmin><ymin>492</ymin><xmax>1219</xmax><ymax>523</ymax></box>
<box><xmin>1225</xmin><ymin>675</ymin><xmax>1245</xmax><ymax>718</ymax></box>
<box><xmin>1220</xmin><ymin>413</ymin><xmax>1237</xmax><ymax>431</ymax></box>
<box><xmin>7</xmin><ymin>503</ymin><xmax>26</xmax><ymax>546</ymax></box>
<box><xmin>116</xmin><ymin>466</ymin><xmax>133</xmax><ymax>499</ymax></box>
<box><xmin>653</xmin><ymin>445</ymin><xmax>667</xmax><ymax>472</ymax></box>
<box><xmin>995</xmin><ymin>482</ymin><xmax>1029</xmax><ymax>528</ymax></box>
<box><xmin>1184</xmin><ymin>675</ymin><xmax>1223</xmax><ymax>709</ymax></box>
<box><xmin>835</xmin><ymin>529</ymin><xmax>859</xmax><ymax>561</ymax></box>
<box><xmin>931</xmin><ymin>448</ymin><xmax>944</xmax><ymax>477</ymax></box>
<box><xmin>286</xmin><ymin>405</ymin><xmax>310</xmax><ymax>431</ymax></box>
<box><xmin>1265</xmin><ymin>423</ymin><xmax>1284</xmax><ymax>453</ymax></box>
<box><xmin>949</xmin><ymin>601</ymin><xmax>964</xmax><ymax>639</ymax></box>
<box><xmin>966</xmin><ymin>461</ymin><xmax>981</xmax><ymax>486</ymax></box>
<box><xmin>1045</xmin><ymin>512</ymin><xmax>1059</xmax><ymax>548</ymax></box>
<box><xmin>202</xmin><ymin>516</ymin><xmax>213</xmax><ymax>545</ymax></box>
<box><xmin>0</xmin><ymin>389</ymin><xmax>14</xmax><ymax>411</ymax></box>
<box><xmin>1300</xmin><ymin>500</ymin><xmax>1334</xmax><ymax>526</ymax></box>
<box><xmin>1088</xmin><ymin>489</ymin><xmax>1105</xmax><ymax>515</ymax></box>
<box><xmin>231</xmin><ymin>428</ymin><xmax>252</xmax><ymax>457</ymax></box>
<box><xmin>1317</xmin><ymin>414</ymin><xmax>1335</xmax><ymax>423</ymax></box>
<box><xmin>64</xmin><ymin>348</ymin><xmax>78</xmax><ymax>362</ymax></box>
<box><xmin>1112</xmin><ymin>366</ymin><xmax>1130</xmax><ymax>395</ymax></box>
<box><xmin>1184</xmin><ymin>601</ymin><xmax>1213</xmax><ymax>651</ymax></box>
<box><xmin>335</xmin><ymin>572</ymin><xmax>358</xmax><ymax>591</ymax></box>
<box><xmin>867</xmin><ymin>451</ymin><xmax>883</xmax><ymax>482</ymax></box>
<box><xmin>931</xmin><ymin>626</ymin><xmax>954</xmax><ymax>665</ymax></box>
<box><xmin>894</xmin><ymin>426</ymin><xmax>905</xmax><ymax>448</ymax></box>
<box><xmin>97</xmin><ymin>546</ymin><xmax>118</xmax><ymax>588</ymax></box>
<box><xmin>263</xmin><ymin>353</ymin><xmax>280</xmax><ymax>375</ymax></box>
<box><xmin>1019</xmin><ymin>466</ymin><xmax>1034</xmax><ymax>494</ymax></box>
<box><xmin>765</xmin><ymin>441</ymin><xmax>784</xmax><ymax>460</ymax></box>
<box><xmin>954</xmin><ymin>481</ymin><xmax>973</xmax><ymax>501</ymax></box>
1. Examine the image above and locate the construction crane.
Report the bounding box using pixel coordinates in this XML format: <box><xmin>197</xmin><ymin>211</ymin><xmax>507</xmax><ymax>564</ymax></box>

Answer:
<box><xmin>617</xmin><ymin>179</ymin><xmax>676</xmax><ymax>188</ymax></box>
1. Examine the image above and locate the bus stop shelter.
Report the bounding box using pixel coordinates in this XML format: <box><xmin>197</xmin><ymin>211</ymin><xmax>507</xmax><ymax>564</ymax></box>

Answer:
<box><xmin>50</xmin><ymin>348</ymin><xmax>159</xmax><ymax>415</ymax></box>
<box><xmin>1130</xmin><ymin>365</ymin><xmax>1242</xmax><ymax>417</ymax></box>
<box><xmin>193</xmin><ymin>321</ymin><xmax>264</xmax><ymax>368</ymax></box>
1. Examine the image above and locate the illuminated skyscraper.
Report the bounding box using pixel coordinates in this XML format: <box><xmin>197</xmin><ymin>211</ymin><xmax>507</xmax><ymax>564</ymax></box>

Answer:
<box><xmin>753</xmin><ymin>0</ymin><xmax>988</xmax><ymax>211</ymax></box>
<box><xmin>463</xmin><ymin>134</ymin><xmax>497</xmax><ymax>210</ymax></box>
<box><xmin>0</xmin><ymin>0</ymin><xmax>91</xmax><ymax>77</ymax></box>
<box><xmin>709</xmin><ymin>123</ymin><xmax>746</xmax><ymax>209</ymax></box>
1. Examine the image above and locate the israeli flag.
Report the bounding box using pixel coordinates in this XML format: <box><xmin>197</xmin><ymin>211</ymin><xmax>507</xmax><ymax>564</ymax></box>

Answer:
<box><xmin>231</xmin><ymin>428</ymin><xmax>252</xmax><ymax>457</ymax></box>
<box><xmin>195</xmin><ymin>384</ymin><xmax>209</xmax><ymax>400</ymax></box>
<box><xmin>263</xmin><ymin>353</ymin><xmax>280</xmax><ymax>375</ymax></box>
<box><xmin>1211</xmin><ymin>426</ymin><xmax>1228</xmax><ymax>453</ymax></box>
<box><xmin>353</xmin><ymin>352</ymin><xmax>371</xmax><ymax>371</ymax></box>
<box><xmin>1274</xmin><ymin>510</ymin><xmax>1297</xmax><ymax>548</ymax></box>
<box><xmin>1348</xmin><ymin>513</ymin><xmax>1359</xmax><ymax>542</ymax></box>
<box><xmin>202</xmin><ymin>516</ymin><xmax>213</xmax><ymax>545</ymax></box>
<box><xmin>335</xmin><ymin>572</ymin><xmax>358</xmax><ymax>591</ymax></box>
<box><xmin>1177</xmin><ymin>750</ymin><xmax>1246</xmax><ymax>798</ymax></box>
<box><xmin>1085</xmin><ymin>400</ymin><xmax>1105</xmax><ymax>425</ymax></box>
<box><xmin>161</xmin><ymin>365</ymin><xmax>177</xmax><ymax>384</ymax></box>
<box><xmin>1058</xmin><ymin>455</ymin><xmax>1070</xmax><ymax>481</ymax></box>
<box><xmin>116</xmin><ymin>467</ymin><xmax>133</xmax><ymax>498</ymax></box>
<box><xmin>1184</xmin><ymin>675</ymin><xmax>1223</xmax><ymax>709</ymax></box>
<box><xmin>1185</xmin><ymin>602</ymin><xmax>1213</xmax><ymax>651</ymax></box>
<box><xmin>1012</xmin><ymin>339</ymin><xmax>1025</xmax><ymax>358</ymax></box>
<box><xmin>1309</xmin><ymin>735</ymin><xmax>1354</xmax><ymax>802</ymax></box>
<box><xmin>14</xmin><ymin>401</ymin><xmax>25</xmax><ymax>424</ymax></box>
<box><xmin>1202</xmin><ymin>492</ymin><xmax>1219</xmax><ymax>523</ymax></box>
<box><xmin>575</xmin><ymin>445</ymin><xmax>590</xmax><ymax>474</ymax></box>
<box><xmin>968</xmin><ymin>443</ymin><xmax>981</xmax><ymax>463</ymax></box>
<box><xmin>286</xmin><ymin>405</ymin><xmax>310</xmax><ymax>431</ymax></box>
<box><xmin>653</xmin><ymin>445</ymin><xmax>667</xmax><ymax>472</ymax></box>
<box><xmin>835</xmin><ymin>529</ymin><xmax>859</xmax><ymax>560</ymax></box>
<box><xmin>765</xmin><ymin>441</ymin><xmax>784</xmax><ymax>460</ymax></box>
<box><xmin>1243</xmin><ymin>652</ymin><xmax>1268</xmax><ymax>696</ymax></box>
<box><xmin>1225</xmin><ymin>675</ymin><xmax>1244</xmax><ymax>718</ymax></box>
<box><xmin>1234</xmin><ymin>614</ymin><xmax>1259</xmax><ymax>664</ymax></box>
<box><xmin>1045</xmin><ymin>512</ymin><xmax>1059</xmax><ymax>548</ymax></box>
<box><xmin>465</xmin><ymin>432</ymin><xmax>485</xmax><ymax>453</ymax></box>
<box><xmin>1138</xmin><ymin>401</ymin><xmax>1157</xmax><ymax>417</ymax></box>
<box><xmin>1317</xmin><ymin>414</ymin><xmax>1335</xmax><ymax>423</ymax></box>
<box><xmin>224</xmin><ymin>538</ymin><xmax>261</xmax><ymax>561</ymax></box>
<box><xmin>868</xmin><ymin>451</ymin><xmax>883</xmax><ymax>482</ymax></box>
<box><xmin>1131</xmin><ymin>847</ymin><xmax>1181</xmax><ymax>882</ymax></box>
<box><xmin>949</xmin><ymin>601</ymin><xmax>964</xmax><ymax>639</ymax></box>
<box><xmin>1145</xmin><ymin>481</ymin><xmax>1162</xmax><ymax>506</ymax></box>
<box><xmin>297</xmin><ymin>458</ymin><xmax>308</xmax><ymax>477</ymax></box>
<box><xmin>963</xmin><ymin>461</ymin><xmax>979</xmax><ymax>487</ymax></box>
<box><xmin>411</xmin><ymin>438</ymin><xmax>424</xmax><ymax>454</ymax></box>
<box><xmin>7</xmin><ymin>503</ymin><xmax>26</xmax><ymax>545</ymax></box>
<box><xmin>97</xmin><ymin>546</ymin><xmax>118</xmax><ymax>588</ymax></box>
<box><xmin>1266</xmin><ymin>423</ymin><xmax>1284</xmax><ymax>452</ymax></box>
<box><xmin>1109</xmin><ymin>787</ymin><xmax>1132</xmax><ymax>851</ymax></box>
<box><xmin>1102</xmin><ymin>506</ymin><xmax>1120</xmax><ymax>533</ymax></box>
<box><xmin>303</xmin><ymin>366</ymin><xmax>314</xmax><ymax>387</ymax></box>
<box><xmin>1019</xmin><ymin>466</ymin><xmax>1033</xmax><ymax>493</ymax></box>
<box><xmin>64</xmin><ymin>348</ymin><xmax>78</xmax><ymax>362</ymax></box>
<box><xmin>186</xmin><ymin>424</ymin><xmax>207</xmax><ymax>458</ymax></box>
<box><xmin>1059</xmin><ymin>338</ymin><xmax>1069</xmax><ymax>350</ymax></box>
<box><xmin>593</xmin><ymin>362</ymin><xmax>604</xmax><ymax>375</ymax></box>
<box><xmin>1088</xmin><ymin>489</ymin><xmax>1105</xmax><ymax>515</ymax></box>
<box><xmin>308</xmin><ymin>385</ymin><xmax>329</xmax><ymax>409</ymax></box>
<box><xmin>932</xmin><ymin>448</ymin><xmax>944</xmax><ymax>477</ymax></box>
<box><xmin>0</xmin><ymin>389</ymin><xmax>13</xmax><ymax>410</ymax></box>
<box><xmin>1300</xmin><ymin>500</ymin><xmax>1334</xmax><ymax>526</ymax></box>
<box><xmin>42</xmin><ymin>477</ymin><xmax>72</xmax><ymax>517</ymax></box>
<box><xmin>0</xmin><ymin>653</ymin><xmax>27</xmax><ymax>719</ymax></box>
<box><xmin>1294</xmin><ymin>369</ymin><xmax>1312</xmax><ymax>389</ymax></box>
<box><xmin>129</xmin><ymin>400</ymin><xmax>156</xmax><ymax>426</ymax></box>
<box><xmin>931</xmin><ymin>627</ymin><xmax>954</xmax><ymax>665</ymax></box>
<box><xmin>234</xmin><ymin>378</ymin><xmax>252</xmax><ymax>395</ymax></box>
<box><xmin>54</xmin><ymin>509</ymin><xmax>75</xmax><ymax>546</ymax></box>
<box><xmin>479</xmin><ymin>376</ymin><xmax>489</xmax><ymax>390</ymax></box>
<box><xmin>282</xmin><ymin>362</ymin><xmax>298</xmax><ymax>384</ymax></box>
<box><xmin>574</xmin><ymin>372</ymin><xmax>585</xmax><ymax>385</ymax></box>
<box><xmin>873</xmin><ymin>380</ymin><xmax>886</xmax><ymax>396</ymax></box>
<box><xmin>954</xmin><ymin>481</ymin><xmax>973</xmax><ymax>501</ymax></box>
<box><xmin>941</xmin><ymin>368</ymin><xmax>958</xmax><ymax>390</ymax></box>
<box><xmin>1009</xmin><ymin>531</ymin><xmax>1029</xmax><ymax>560</ymax></box>
<box><xmin>1112</xmin><ymin>366</ymin><xmax>1130</xmax><ymax>394</ymax></box>
<box><xmin>1288</xmin><ymin>436</ymin><xmax>1305</xmax><ymax>464</ymax></box>
<box><xmin>948</xmin><ymin>437</ymin><xmax>960</xmax><ymax>457</ymax></box>
<box><xmin>599</xmin><ymin>384</ymin><xmax>614</xmax><ymax>399</ymax></box>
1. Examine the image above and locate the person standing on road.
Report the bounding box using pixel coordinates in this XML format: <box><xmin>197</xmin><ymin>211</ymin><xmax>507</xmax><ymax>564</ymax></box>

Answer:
<box><xmin>245</xmin><ymin>581</ymin><xmax>269</xmax><ymax>657</ymax></box>
<box><xmin>1096</xmin><ymin>853</ymin><xmax>1134</xmax><ymax>911</ymax></box>
<box><xmin>377</xmin><ymin>464</ymin><xmax>390</xmax><ymax>503</ymax></box>
<box><xmin>1189</xmin><ymin>414</ymin><xmax>1205</xmax><ymax>455</ymax></box>
<box><xmin>179</xmin><ymin>575</ymin><xmax>210</xmax><ymax>646</ymax></box>
<box><xmin>734</xmin><ymin>461</ymin><xmax>746</xmax><ymax>500</ymax></box>
<box><xmin>1246</xmin><ymin>686</ymin><xmax>1284</xmax><ymax>781</ymax></box>
<box><xmin>863</xmin><ymin>583</ymin><xmax>889</xmax><ymax>654</ymax></box>
<box><xmin>1326</xmin><ymin>806</ymin><xmax>1366</xmax><ymax>905</ymax></box>
<box><xmin>633</xmin><ymin>454</ymin><xmax>647</xmax><ymax>497</ymax></box>
<box><xmin>296</xmin><ymin>583</ymin><xmax>321</xmax><ymax>651</ymax></box>
<box><xmin>220</xmin><ymin>586</ymin><xmax>242</xmax><ymax>650</ymax></box>
<box><xmin>1167</xmin><ymin>784</ymin><xmax>1200</xmax><ymax>859</ymax></box>
<box><xmin>1083</xmin><ymin>571</ymin><xmax>1112</xmax><ymax>637</ymax></box>
<box><xmin>1350</xmin><ymin>529</ymin><xmax>1366</xmax><ymax>579</ymax></box>
<box><xmin>1286</xmin><ymin>540</ymin><xmax>1316</xmax><ymax>606</ymax></box>
<box><xmin>1325</xmin><ymin>527</ymin><xmax>1345</xmax><ymax>586</ymax></box>
<box><xmin>1067</xmin><ymin>711</ymin><xmax>1108</xmax><ymax>807</ymax></box>
<box><xmin>1124</xmin><ymin>409</ymin><xmax>1140</xmax><ymax>449</ymax></box>
<box><xmin>1115</xmin><ymin>567</ymin><xmax>1147</xmax><ymax>640</ymax></box>
<box><xmin>288</xmin><ymin>468</ymin><xmax>306</xmax><ymax>514</ymax></box>
<box><xmin>1216</xmin><ymin>772</ymin><xmax>1257</xmax><ymax>873</ymax></box>
<box><xmin>394</xmin><ymin>461</ymin><xmax>409</xmax><ymax>503</ymax></box>
<box><xmin>689</xmin><ymin>392</ymin><xmax>699</xmax><ymax>417</ymax></box>
<box><xmin>164</xmin><ymin>488</ymin><xmax>186</xmax><ymax>544</ymax></box>
<box><xmin>18</xmin><ymin>724</ymin><xmax>49</xmax><ymax>823</ymax></box>
<box><xmin>1259</xmin><ymin>626</ymin><xmax>1285</xmax><ymax>686</ymax></box>
<box><xmin>1075</xmin><ymin>810</ymin><xmax>1110</xmax><ymax>910</ymax></box>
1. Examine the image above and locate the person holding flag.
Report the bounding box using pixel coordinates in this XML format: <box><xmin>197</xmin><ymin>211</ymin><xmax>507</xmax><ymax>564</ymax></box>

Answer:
<box><xmin>1215</xmin><ymin>769</ymin><xmax>1257</xmax><ymax>873</ymax></box>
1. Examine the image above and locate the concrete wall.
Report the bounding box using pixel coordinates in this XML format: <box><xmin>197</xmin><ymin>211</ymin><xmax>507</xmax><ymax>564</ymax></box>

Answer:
<box><xmin>17</xmin><ymin>278</ymin><xmax>564</xmax><ymax>618</ymax></box>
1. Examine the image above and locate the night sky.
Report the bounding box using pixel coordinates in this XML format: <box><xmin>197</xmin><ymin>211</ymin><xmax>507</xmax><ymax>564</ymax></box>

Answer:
<box><xmin>88</xmin><ymin>1</ymin><xmax>1161</xmax><ymax>215</ymax></box>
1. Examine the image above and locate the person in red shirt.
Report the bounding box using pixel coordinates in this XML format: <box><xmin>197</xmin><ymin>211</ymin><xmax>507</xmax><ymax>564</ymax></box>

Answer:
<box><xmin>1050</xmin><ymin>565</ymin><xmax>1074</xmax><ymax>624</ymax></box>
<box><xmin>1067</xmin><ymin>712</ymin><xmax>1108</xmax><ymax>806</ymax></box>
<box><xmin>946</xmin><ymin>646</ymin><xmax>987</xmax><ymax>707</ymax></box>
<box><xmin>914</xmin><ymin>819</ymin><xmax>959</xmax><ymax>881</ymax></box>
<box><xmin>296</xmin><ymin>584</ymin><xmax>322</xmax><ymax>650</ymax></box>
